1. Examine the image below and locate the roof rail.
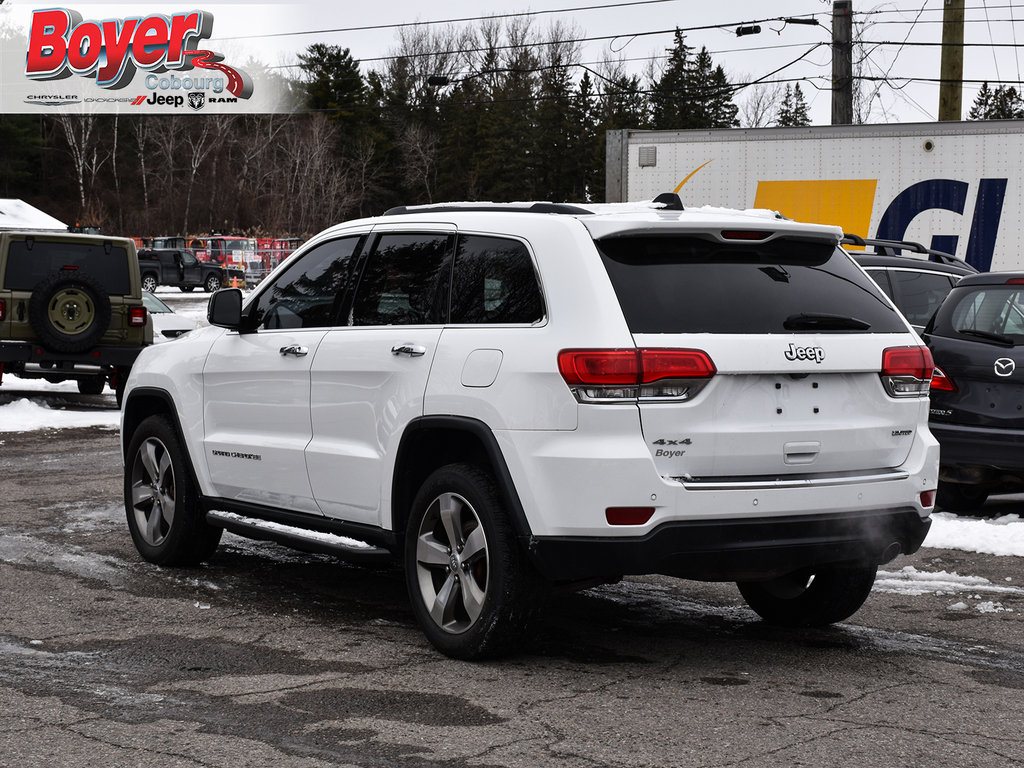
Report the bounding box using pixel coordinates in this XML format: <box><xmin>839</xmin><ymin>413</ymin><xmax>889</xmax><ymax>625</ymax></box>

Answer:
<box><xmin>383</xmin><ymin>202</ymin><xmax>594</xmax><ymax>216</ymax></box>
<box><xmin>841</xmin><ymin>233</ymin><xmax>977</xmax><ymax>271</ymax></box>
<box><xmin>383</xmin><ymin>193</ymin><xmax>686</xmax><ymax>217</ymax></box>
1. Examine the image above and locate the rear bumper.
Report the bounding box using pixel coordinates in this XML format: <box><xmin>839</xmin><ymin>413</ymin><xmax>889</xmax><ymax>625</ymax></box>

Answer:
<box><xmin>529</xmin><ymin>508</ymin><xmax>931</xmax><ymax>583</ymax></box>
<box><xmin>0</xmin><ymin>340</ymin><xmax>144</xmax><ymax>367</ymax></box>
<box><xmin>931</xmin><ymin>421</ymin><xmax>1024</xmax><ymax>478</ymax></box>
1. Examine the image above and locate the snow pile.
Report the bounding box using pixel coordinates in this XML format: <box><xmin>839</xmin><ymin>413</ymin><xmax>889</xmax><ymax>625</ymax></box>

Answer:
<box><xmin>926</xmin><ymin>512</ymin><xmax>1024</xmax><ymax>556</ymax></box>
<box><xmin>874</xmin><ymin>566</ymin><xmax>1022</xmax><ymax>596</ymax></box>
<box><xmin>0</xmin><ymin>398</ymin><xmax>119</xmax><ymax>432</ymax></box>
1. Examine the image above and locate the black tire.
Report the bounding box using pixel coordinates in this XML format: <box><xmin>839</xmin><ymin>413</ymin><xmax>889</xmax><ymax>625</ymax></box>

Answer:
<box><xmin>76</xmin><ymin>375</ymin><xmax>106</xmax><ymax>395</ymax></box>
<box><xmin>405</xmin><ymin>463</ymin><xmax>544</xmax><ymax>660</ymax></box>
<box><xmin>204</xmin><ymin>274</ymin><xmax>221</xmax><ymax>293</ymax></box>
<box><xmin>737</xmin><ymin>563</ymin><xmax>878</xmax><ymax>627</ymax></box>
<box><xmin>937</xmin><ymin>481</ymin><xmax>989</xmax><ymax>513</ymax></box>
<box><xmin>141</xmin><ymin>273</ymin><xmax>158</xmax><ymax>293</ymax></box>
<box><xmin>124</xmin><ymin>414</ymin><xmax>221</xmax><ymax>566</ymax></box>
<box><xmin>180</xmin><ymin>285</ymin><xmax>196</xmax><ymax>293</ymax></box>
<box><xmin>28</xmin><ymin>272</ymin><xmax>112</xmax><ymax>353</ymax></box>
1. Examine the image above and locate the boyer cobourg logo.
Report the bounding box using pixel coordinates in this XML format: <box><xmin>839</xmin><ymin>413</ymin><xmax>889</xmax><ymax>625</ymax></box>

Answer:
<box><xmin>24</xmin><ymin>8</ymin><xmax>253</xmax><ymax>106</ymax></box>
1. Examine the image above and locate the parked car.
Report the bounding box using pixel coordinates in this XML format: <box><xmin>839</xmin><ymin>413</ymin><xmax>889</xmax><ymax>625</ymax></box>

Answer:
<box><xmin>141</xmin><ymin>291</ymin><xmax>199</xmax><ymax>342</ymax></box>
<box><xmin>844</xmin><ymin>234</ymin><xmax>978</xmax><ymax>331</ymax></box>
<box><xmin>121</xmin><ymin>197</ymin><xmax>938</xmax><ymax>658</ymax></box>
<box><xmin>138</xmin><ymin>248</ymin><xmax>230</xmax><ymax>294</ymax></box>
<box><xmin>0</xmin><ymin>230</ymin><xmax>151</xmax><ymax>403</ymax></box>
<box><xmin>923</xmin><ymin>271</ymin><xmax>1024</xmax><ymax>511</ymax></box>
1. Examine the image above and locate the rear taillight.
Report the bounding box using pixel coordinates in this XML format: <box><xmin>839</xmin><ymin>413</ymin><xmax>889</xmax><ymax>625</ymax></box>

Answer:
<box><xmin>881</xmin><ymin>346</ymin><xmax>934</xmax><ymax>397</ymax></box>
<box><xmin>930</xmin><ymin>365</ymin><xmax>957</xmax><ymax>392</ymax></box>
<box><xmin>0</xmin><ymin>299</ymin><xmax>5</xmax><ymax>321</ymax></box>
<box><xmin>557</xmin><ymin>348</ymin><xmax>716</xmax><ymax>403</ymax></box>
<box><xmin>129</xmin><ymin>305</ymin><xmax>147</xmax><ymax>327</ymax></box>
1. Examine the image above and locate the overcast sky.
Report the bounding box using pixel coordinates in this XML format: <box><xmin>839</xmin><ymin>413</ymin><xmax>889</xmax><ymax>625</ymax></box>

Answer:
<box><xmin>6</xmin><ymin>0</ymin><xmax>1024</xmax><ymax>124</ymax></box>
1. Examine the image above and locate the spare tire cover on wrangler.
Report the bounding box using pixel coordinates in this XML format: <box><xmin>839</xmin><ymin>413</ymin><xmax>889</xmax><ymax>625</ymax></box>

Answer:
<box><xmin>28</xmin><ymin>272</ymin><xmax>112</xmax><ymax>353</ymax></box>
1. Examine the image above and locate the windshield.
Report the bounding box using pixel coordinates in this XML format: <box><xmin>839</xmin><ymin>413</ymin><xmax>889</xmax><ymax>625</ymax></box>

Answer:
<box><xmin>141</xmin><ymin>292</ymin><xmax>172</xmax><ymax>313</ymax></box>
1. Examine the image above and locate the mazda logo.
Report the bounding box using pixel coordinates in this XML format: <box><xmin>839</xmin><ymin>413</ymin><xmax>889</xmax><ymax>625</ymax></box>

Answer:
<box><xmin>995</xmin><ymin>358</ymin><xmax>1016</xmax><ymax>377</ymax></box>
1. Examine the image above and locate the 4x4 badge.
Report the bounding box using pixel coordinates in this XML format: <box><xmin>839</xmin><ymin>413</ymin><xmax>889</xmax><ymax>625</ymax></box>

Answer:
<box><xmin>995</xmin><ymin>357</ymin><xmax>1015</xmax><ymax>377</ymax></box>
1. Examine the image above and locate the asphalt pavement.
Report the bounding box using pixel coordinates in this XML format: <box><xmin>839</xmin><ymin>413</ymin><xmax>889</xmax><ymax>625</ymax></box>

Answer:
<box><xmin>1</xmin><ymin>415</ymin><xmax>1022</xmax><ymax>767</ymax></box>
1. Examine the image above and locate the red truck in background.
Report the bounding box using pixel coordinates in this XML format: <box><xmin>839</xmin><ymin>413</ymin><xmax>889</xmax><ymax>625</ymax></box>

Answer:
<box><xmin>254</xmin><ymin>237</ymin><xmax>302</xmax><ymax>284</ymax></box>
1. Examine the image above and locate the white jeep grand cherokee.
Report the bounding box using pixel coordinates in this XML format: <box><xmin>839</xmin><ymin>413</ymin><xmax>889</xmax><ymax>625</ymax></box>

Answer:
<box><xmin>121</xmin><ymin>197</ymin><xmax>939</xmax><ymax>659</ymax></box>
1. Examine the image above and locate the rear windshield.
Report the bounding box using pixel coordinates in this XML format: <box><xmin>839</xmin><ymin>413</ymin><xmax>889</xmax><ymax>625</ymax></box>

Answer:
<box><xmin>5</xmin><ymin>240</ymin><xmax>131</xmax><ymax>294</ymax></box>
<box><xmin>596</xmin><ymin>235</ymin><xmax>904</xmax><ymax>334</ymax></box>
<box><xmin>930</xmin><ymin>285</ymin><xmax>1024</xmax><ymax>345</ymax></box>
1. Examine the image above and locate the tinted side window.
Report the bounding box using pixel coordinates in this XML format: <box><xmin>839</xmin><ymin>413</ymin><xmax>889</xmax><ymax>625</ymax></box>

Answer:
<box><xmin>889</xmin><ymin>270</ymin><xmax>954</xmax><ymax>326</ymax></box>
<box><xmin>450</xmin><ymin>235</ymin><xmax>544</xmax><ymax>324</ymax></box>
<box><xmin>351</xmin><ymin>234</ymin><xmax>450</xmax><ymax>326</ymax></box>
<box><xmin>6</xmin><ymin>241</ymin><xmax>131</xmax><ymax>294</ymax></box>
<box><xmin>596</xmin><ymin>236</ymin><xmax>904</xmax><ymax>334</ymax></box>
<box><xmin>864</xmin><ymin>268</ymin><xmax>894</xmax><ymax>300</ymax></box>
<box><xmin>252</xmin><ymin>237</ymin><xmax>360</xmax><ymax>330</ymax></box>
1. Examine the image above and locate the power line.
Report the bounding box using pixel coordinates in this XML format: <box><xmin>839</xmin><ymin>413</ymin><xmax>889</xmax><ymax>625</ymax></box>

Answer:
<box><xmin>270</xmin><ymin>14</ymin><xmax>826</xmax><ymax>69</ymax></box>
<box><xmin>217</xmin><ymin>0</ymin><xmax>688</xmax><ymax>41</ymax></box>
<box><xmin>982</xmin><ymin>0</ymin><xmax>1002</xmax><ymax>81</ymax></box>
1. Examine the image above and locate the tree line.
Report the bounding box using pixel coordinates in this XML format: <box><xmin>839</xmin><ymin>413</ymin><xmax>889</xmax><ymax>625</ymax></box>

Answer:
<box><xmin>0</xmin><ymin>22</ymin><xmax>825</xmax><ymax>239</ymax></box>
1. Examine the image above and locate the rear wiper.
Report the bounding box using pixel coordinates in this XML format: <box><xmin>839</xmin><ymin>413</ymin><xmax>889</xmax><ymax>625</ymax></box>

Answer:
<box><xmin>957</xmin><ymin>328</ymin><xmax>1015</xmax><ymax>346</ymax></box>
<box><xmin>783</xmin><ymin>313</ymin><xmax>872</xmax><ymax>331</ymax></box>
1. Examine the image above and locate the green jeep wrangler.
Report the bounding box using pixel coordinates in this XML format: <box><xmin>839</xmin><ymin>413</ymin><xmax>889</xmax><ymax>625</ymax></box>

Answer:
<box><xmin>0</xmin><ymin>231</ymin><xmax>152</xmax><ymax>405</ymax></box>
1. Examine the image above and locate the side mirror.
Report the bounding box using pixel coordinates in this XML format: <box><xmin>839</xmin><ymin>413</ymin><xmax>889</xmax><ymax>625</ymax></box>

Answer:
<box><xmin>207</xmin><ymin>288</ymin><xmax>244</xmax><ymax>330</ymax></box>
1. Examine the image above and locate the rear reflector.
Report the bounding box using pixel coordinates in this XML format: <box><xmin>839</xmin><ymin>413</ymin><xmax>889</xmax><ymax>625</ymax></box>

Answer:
<box><xmin>920</xmin><ymin>490</ymin><xmax>936</xmax><ymax>508</ymax></box>
<box><xmin>0</xmin><ymin>299</ymin><xmax>5</xmax><ymax>321</ymax></box>
<box><xmin>606</xmin><ymin>507</ymin><xmax>655</xmax><ymax>526</ymax></box>
<box><xmin>721</xmin><ymin>230</ymin><xmax>771</xmax><ymax>241</ymax></box>
<box><xmin>128</xmin><ymin>305</ymin><xmax>147</xmax><ymax>327</ymax></box>
<box><xmin>930</xmin><ymin>366</ymin><xmax>957</xmax><ymax>392</ymax></box>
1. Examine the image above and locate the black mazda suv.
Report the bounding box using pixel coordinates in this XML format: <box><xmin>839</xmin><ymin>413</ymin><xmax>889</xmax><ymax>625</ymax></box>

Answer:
<box><xmin>923</xmin><ymin>272</ymin><xmax>1024</xmax><ymax>511</ymax></box>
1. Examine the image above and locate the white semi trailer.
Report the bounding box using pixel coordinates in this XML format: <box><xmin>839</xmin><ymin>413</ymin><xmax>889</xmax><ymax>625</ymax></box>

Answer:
<box><xmin>606</xmin><ymin>120</ymin><xmax>1023</xmax><ymax>271</ymax></box>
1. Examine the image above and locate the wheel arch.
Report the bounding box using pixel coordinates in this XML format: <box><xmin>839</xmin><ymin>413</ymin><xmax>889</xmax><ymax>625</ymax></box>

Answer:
<box><xmin>122</xmin><ymin>387</ymin><xmax>187</xmax><ymax>462</ymax></box>
<box><xmin>392</xmin><ymin>416</ymin><xmax>534</xmax><ymax>548</ymax></box>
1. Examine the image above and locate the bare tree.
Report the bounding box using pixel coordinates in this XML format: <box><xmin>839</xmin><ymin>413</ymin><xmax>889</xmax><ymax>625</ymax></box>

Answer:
<box><xmin>397</xmin><ymin>122</ymin><xmax>438</xmax><ymax>202</ymax></box>
<box><xmin>739</xmin><ymin>81</ymin><xmax>785</xmax><ymax>127</ymax></box>
<box><xmin>54</xmin><ymin>113</ymin><xmax>104</xmax><ymax>214</ymax></box>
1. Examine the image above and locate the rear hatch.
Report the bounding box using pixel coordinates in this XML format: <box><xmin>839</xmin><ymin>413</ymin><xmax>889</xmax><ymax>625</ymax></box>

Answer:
<box><xmin>591</xmin><ymin>230</ymin><xmax>927</xmax><ymax>481</ymax></box>
<box><xmin>926</xmin><ymin>281</ymin><xmax>1024</xmax><ymax>429</ymax></box>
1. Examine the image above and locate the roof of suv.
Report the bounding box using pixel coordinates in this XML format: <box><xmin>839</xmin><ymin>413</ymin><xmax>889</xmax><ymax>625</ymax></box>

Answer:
<box><xmin>842</xmin><ymin>234</ymin><xmax>978</xmax><ymax>277</ymax></box>
<box><xmin>362</xmin><ymin>197</ymin><xmax>847</xmax><ymax>244</ymax></box>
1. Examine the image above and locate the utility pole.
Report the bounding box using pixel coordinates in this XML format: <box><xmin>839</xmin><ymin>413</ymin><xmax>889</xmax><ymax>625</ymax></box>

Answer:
<box><xmin>832</xmin><ymin>0</ymin><xmax>853</xmax><ymax>124</ymax></box>
<box><xmin>938</xmin><ymin>0</ymin><xmax>965</xmax><ymax>121</ymax></box>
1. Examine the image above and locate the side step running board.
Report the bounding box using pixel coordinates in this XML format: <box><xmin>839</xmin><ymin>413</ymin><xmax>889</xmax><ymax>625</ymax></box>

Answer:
<box><xmin>206</xmin><ymin>510</ymin><xmax>394</xmax><ymax>565</ymax></box>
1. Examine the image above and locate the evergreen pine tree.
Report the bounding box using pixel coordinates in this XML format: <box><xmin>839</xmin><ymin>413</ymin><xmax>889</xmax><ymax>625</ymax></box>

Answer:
<box><xmin>969</xmin><ymin>82</ymin><xmax>1024</xmax><ymax>119</ymax></box>
<box><xmin>790</xmin><ymin>83</ymin><xmax>810</xmax><ymax>126</ymax></box>
<box><xmin>650</xmin><ymin>29</ymin><xmax>694</xmax><ymax>129</ymax></box>
<box><xmin>776</xmin><ymin>85</ymin><xmax>794</xmax><ymax>126</ymax></box>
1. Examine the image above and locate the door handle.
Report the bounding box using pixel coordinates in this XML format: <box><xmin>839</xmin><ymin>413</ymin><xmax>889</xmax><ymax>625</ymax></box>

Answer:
<box><xmin>279</xmin><ymin>344</ymin><xmax>308</xmax><ymax>357</ymax></box>
<box><xmin>391</xmin><ymin>343</ymin><xmax>427</xmax><ymax>357</ymax></box>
